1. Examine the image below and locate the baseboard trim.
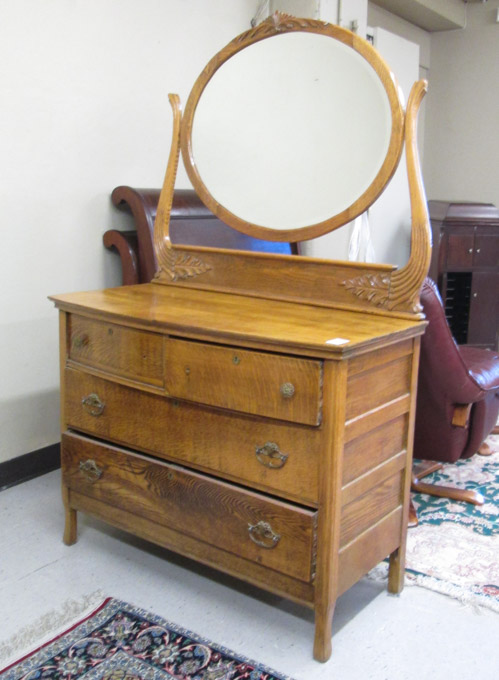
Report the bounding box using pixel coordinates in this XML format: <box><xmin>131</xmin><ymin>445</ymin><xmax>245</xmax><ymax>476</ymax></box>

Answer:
<box><xmin>0</xmin><ymin>443</ymin><xmax>61</xmax><ymax>491</ymax></box>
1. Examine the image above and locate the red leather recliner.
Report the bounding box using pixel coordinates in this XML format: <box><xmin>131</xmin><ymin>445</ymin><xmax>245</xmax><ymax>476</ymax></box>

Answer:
<box><xmin>411</xmin><ymin>278</ymin><xmax>499</xmax><ymax>512</ymax></box>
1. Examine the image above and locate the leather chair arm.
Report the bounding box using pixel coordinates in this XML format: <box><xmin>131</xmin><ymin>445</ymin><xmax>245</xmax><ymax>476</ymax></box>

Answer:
<box><xmin>459</xmin><ymin>346</ymin><xmax>499</xmax><ymax>392</ymax></box>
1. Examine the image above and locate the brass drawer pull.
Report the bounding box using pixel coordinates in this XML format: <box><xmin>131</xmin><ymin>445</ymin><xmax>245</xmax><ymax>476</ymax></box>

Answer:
<box><xmin>280</xmin><ymin>382</ymin><xmax>295</xmax><ymax>398</ymax></box>
<box><xmin>248</xmin><ymin>521</ymin><xmax>281</xmax><ymax>549</ymax></box>
<box><xmin>255</xmin><ymin>442</ymin><xmax>288</xmax><ymax>469</ymax></box>
<box><xmin>82</xmin><ymin>393</ymin><xmax>105</xmax><ymax>416</ymax></box>
<box><xmin>79</xmin><ymin>459</ymin><xmax>102</xmax><ymax>482</ymax></box>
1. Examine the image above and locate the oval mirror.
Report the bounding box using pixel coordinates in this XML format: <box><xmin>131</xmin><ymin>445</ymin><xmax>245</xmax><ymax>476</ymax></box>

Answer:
<box><xmin>181</xmin><ymin>21</ymin><xmax>404</xmax><ymax>242</ymax></box>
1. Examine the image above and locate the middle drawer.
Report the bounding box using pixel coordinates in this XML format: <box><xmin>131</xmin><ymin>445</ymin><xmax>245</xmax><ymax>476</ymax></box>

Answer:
<box><xmin>65</xmin><ymin>368</ymin><xmax>320</xmax><ymax>505</ymax></box>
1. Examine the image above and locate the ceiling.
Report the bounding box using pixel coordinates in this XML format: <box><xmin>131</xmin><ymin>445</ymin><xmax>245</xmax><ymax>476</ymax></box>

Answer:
<box><xmin>370</xmin><ymin>0</ymin><xmax>468</xmax><ymax>31</ymax></box>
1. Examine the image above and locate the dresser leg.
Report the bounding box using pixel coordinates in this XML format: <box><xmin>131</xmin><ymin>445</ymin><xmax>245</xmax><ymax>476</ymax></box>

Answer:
<box><xmin>62</xmin><ymin>486</ymin><xmax>77</xmax><ymax>545</ymax></box>
<box><xmin>313</xmin><ymin>601</ymin><xmax>335</xmax><ymax>662</ymax></box>
<box><xmin>387</xmin><ymin>546</ymin><xmax>405</xmax><ymax>594</ymax></box>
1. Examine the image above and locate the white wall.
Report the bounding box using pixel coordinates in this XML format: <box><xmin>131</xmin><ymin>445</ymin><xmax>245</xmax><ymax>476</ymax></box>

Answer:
<box><xmin>367</xmin><ymin>28</ymin><xmax>420</xmax><ymax>267</ymax></box>
<box><xmin>423</xmin><ymin>0</ymin><xmax>499</xmax><ymax>207</ymax></box>
<box><xmin>368</xmin><ymin>3</ymin><xmax>431</xmax><ymax>69</ymax></box>
<box><xmin>0</xmin><ymin>0</ymin><xmax>258</xmax><ymax>464</ymax></box>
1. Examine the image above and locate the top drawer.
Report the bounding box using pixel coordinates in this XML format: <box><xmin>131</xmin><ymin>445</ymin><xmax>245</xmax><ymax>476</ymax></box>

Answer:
<box><xmin>68</xmin><ymin>316</ymin><xmax>164</xmax><ymax>387</ymax></box>
<box><xmin>165</xmin><ymin>338</ymin><xmax>322</xmax><ymax>425</ymax></box>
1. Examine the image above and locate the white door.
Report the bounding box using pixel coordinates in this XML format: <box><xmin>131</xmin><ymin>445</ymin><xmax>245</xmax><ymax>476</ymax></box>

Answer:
<box><xmin>368</xmin><ymin>27</ymin><xmax>420</xmax><ymax>267</ymax></box>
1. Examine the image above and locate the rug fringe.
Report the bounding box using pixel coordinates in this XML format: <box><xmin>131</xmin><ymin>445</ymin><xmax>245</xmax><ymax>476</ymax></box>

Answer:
<box><xmin>406</xmin><ymin>573</ymin><xmax>499</xmax><ymax>614</ymax></box>
<box><xmin>366</xmin><ymin>565</ymin><xmax>499</xmax><ymax>614</ymax></box>
<box><xmin>0</xmin><ymin>591</ymin><xmax>107</xmax><ymax>670</ymax></box>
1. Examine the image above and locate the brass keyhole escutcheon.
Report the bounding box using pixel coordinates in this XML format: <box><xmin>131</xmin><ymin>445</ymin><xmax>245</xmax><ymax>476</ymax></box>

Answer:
<box><xmin>280</xmin><ymin>382</ymin><xmax>295</xmax><ymax>398</ymax></box>
<box><xmin>232</xmin><ymin>355</ymin><xmax>240</xmax><ymax>365</ymax></box>
<box><xmin>185</xmin><ymin>366</ymin><xmax>191</xmax><ymax>375</ymax></box>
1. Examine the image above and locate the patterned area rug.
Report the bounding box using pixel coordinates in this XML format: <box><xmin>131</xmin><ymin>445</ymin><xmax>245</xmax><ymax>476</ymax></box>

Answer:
<box><xmin>0</xmin><ymin>597</ymin><xmax>293</xmax><ymax>680</ymax></box>
<box><xmin>372</xmin><ymin>430</ymin><xmax>499</xmax><ymax>611</ymax></box>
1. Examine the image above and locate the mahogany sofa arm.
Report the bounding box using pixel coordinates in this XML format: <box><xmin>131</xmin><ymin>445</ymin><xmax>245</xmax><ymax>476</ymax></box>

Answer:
<box><xmin>103</xmin><ymin>229</ymin><xmax>140</xmax><ymax>286</ymax></box>
<box><xmin>111</xmin><ymin>186</ymin><xmax>159</xmax><ymax>283</ymax></box>
<box><xmin>109</xmin><ymin>186</ymin><xmax>300</xmax><ymax>285</ymax></box>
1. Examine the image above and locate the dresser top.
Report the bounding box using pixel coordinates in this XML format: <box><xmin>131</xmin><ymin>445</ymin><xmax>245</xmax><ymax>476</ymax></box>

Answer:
<box><xmin>51</xmin><ymin>283</ymin><xmax>425</xmax><ymax>357</ymax></box>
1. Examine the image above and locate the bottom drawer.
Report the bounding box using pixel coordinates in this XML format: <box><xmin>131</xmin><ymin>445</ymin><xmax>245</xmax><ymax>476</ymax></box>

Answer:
<box><xmin>62</xmin><ymin>433</ymin><xmax>317</xmax><ymax>583</ymax></box>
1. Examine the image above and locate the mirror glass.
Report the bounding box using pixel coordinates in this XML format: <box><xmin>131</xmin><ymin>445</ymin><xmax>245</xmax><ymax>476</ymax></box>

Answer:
<box><xmin>188</xmin><ymin>31</ymin><xmax>393</xmax><ymax>232</ymax></box>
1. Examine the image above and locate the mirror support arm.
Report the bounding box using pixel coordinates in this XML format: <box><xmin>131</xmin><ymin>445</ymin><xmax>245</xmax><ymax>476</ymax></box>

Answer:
<box><xmin>154</xmin><ymin>95</ymin><xmax>212</xmax><ymax>284</ymax></box>
<box><xmin>387</xmin><ymin>80</ymin><xmax>431</xmax><ymax>316</ymax></box>
<box><xmin>154</xmin><ymin>94</ymin><xmax>182</xmax><ymax>277</ymax></box>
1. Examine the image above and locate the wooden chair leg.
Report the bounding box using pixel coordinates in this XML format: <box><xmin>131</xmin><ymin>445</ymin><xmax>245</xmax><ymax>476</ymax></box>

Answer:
<box><xmin>408</xmin><ymin>499</ymin><xmax>418</xmax><ymax>528</ymax></box>
<box><xmin>413</xmin><ymin>460</ymin><xmax>443</xmax><ymax>480</ymax></box>
<box><xmin>477</xmin><ymin>441</ymin><xmax>495</xmax><ymax>456</ymax></box>
<box><xmin>411</xmin><ymin>461</ymin><xmax>484</xmax><ymax>506</ymax></box>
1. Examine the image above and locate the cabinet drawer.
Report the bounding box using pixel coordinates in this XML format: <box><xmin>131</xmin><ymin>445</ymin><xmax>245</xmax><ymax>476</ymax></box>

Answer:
<box><xmin>68</xmin><ymin>316</ymin><xmax>164</xmax><ymax>387</ymax></box>
<box><xmin>62</xmin><ymin>433</ymin><xmax>317</xmax><ymax>582</ymax></box>
<box><xmin>165</xmin><ymin>338</ymin><xmax>322</xmax><ymax>425</ymax></box>
<box><xmin>65</xmin><ymin>368</ymin><xmax>320</xmax><ymax>505</ymax></box>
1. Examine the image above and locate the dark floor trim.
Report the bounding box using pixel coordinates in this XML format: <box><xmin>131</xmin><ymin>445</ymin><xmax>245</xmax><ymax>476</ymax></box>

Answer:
<box><xmin>0</xmin><ymin>443</ymin><xmax>61</xmax><ymax>491</ymax></box>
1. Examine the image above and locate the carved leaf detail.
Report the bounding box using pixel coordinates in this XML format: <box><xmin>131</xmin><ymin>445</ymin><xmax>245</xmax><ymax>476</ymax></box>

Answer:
<box><xmin>162</xmin><ymin>247</ymin><xmax>212</xmax><ymax>282</ymax></box>
<box><xmin>270</xmin><ymin>12</ymin><xmax>321</xmax><ymax>31</ymax></box>
<box><xmin>234</xmin><ymin>12</ymin><xmax>325</xmax><ymax>43</ymax></box>
<box><xmin>340</xmin><ymin>274</ymin><xmax>391</xmax><ymax>307</ymax></box>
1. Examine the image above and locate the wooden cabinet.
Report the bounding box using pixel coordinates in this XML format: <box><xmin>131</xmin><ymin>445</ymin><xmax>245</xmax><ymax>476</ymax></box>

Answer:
<box><xmin>428</xmin><ymin>201</ymin><xmax>499</xmax><ymax>349</ymax></box>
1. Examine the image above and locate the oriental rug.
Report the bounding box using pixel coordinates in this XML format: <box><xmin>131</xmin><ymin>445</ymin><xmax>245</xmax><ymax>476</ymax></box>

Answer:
<box><xmin>371</xmin><ymin>429</ymin><xmax>499</xmax><ymax>612</ymax></box>
<box><xmin>0</xmin><ymin>597</ymin><xmax>293</xmax><ymax>680</ymax></box>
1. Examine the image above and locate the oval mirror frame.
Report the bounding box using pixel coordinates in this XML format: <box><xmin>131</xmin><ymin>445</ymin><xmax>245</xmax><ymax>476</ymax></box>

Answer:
<box><xmin>180</xmin><ymin>15</ymin><xmax>405</xmax><ymax>243</ymax></box>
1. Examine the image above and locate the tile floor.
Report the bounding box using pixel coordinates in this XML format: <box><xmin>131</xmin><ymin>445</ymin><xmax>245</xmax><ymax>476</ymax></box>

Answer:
<box><xmin>1</xmin><ymin>470</ymin><xmax>498</xmax><ymax>679</ymax></box>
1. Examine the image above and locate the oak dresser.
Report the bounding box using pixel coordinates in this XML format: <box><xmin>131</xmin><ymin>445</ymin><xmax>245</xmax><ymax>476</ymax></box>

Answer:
<box><xmin>51</xmin><ymin>15</ymin><xmax>431</xmax><ymax>662</ymax></box>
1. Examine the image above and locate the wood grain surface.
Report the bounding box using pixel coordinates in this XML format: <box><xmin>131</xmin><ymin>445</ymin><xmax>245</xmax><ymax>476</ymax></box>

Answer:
<box><xmin>50</xmin><ymin>284</ymin><xmax>425</xmax><ymax>356</ymax></box>
<box><xmin>62</xmin><ymin>433</ymin><xmax>316</xmax><ymax>582</ymax></box>
<box><xmin>64</xmin><ymin>367</ymin><xmax>321</xmax><ymax>505</ymax></box>
<box><xmin>164</xmin><ymin>338</ymin><xmax>322</xmax><ymax>425</ymax></box>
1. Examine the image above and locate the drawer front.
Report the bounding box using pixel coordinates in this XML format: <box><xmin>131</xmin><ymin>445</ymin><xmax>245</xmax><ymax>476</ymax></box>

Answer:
<box><xmin>65</xmin><ymin>368</ymin><xmax>320</xmax><ymax>505</ymax></box>
<box><xmin>165</xmin><ymin>338</ymin><xmax>322</xmax><ymax>425</ymax></box>
<box><xmin>62</xmin><ymin>433</ymin><xmax>316</xmax><ymax>582</ymax></box>
<box><xmin>68</xmin><ymin>316</ymin><xmax>164</xmax><ymax>386</ymax></box>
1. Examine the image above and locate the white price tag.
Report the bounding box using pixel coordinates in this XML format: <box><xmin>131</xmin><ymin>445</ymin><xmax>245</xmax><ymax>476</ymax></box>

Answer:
<box><xmin>325</xmin><ymin>337</ymin><xmax>350</xmax><ymax>346</ymax></box>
